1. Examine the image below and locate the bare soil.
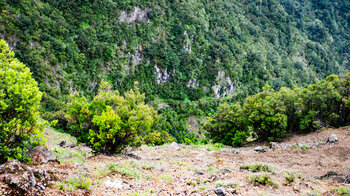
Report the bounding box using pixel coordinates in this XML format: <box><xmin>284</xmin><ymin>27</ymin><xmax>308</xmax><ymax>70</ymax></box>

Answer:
<box><xmin>32</xmin><ymin>127</ymin><xmax>350</xmax><ymax>195</ymax></box>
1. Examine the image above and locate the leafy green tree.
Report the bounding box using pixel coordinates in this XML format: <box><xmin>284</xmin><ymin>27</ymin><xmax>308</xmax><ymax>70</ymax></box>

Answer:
<box><xmin>203</xmin><ymin>102</ymin><xmax>248</xmax><ymax>146</ymax></box>
<box><xmin>0</xmin><ymin>40</ymin><xmax>43</xmax><ymax>163</ymax></box>
<box><xmin>66</xmin><ymin>81</ymin><xmax>158</xmax><ymax>154</ymax></box>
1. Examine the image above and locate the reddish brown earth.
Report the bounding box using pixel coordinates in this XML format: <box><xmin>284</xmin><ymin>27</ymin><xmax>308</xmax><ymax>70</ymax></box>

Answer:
<box><xmin>2</xmin><ymin>127</ymin><xmax>350</xmax><ymax>196</ymax></box>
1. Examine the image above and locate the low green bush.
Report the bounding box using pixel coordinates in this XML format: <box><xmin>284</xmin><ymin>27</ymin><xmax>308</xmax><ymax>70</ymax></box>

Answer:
<box><xmin>247</xmin><ymin>173</ymin><xmax>278</xmax><ymax>187</ymax></box>
<box><xmin>143</xmin><ymin>131</ymin><xmax>175</xmax><ymax>146</ymax></box>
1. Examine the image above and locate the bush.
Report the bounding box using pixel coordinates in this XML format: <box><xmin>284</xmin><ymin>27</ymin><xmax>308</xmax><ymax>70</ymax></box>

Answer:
<box><xmin>66</xmin><ymin>176</ymin><xmax>92</xmax><ymax>190</ymax></box>
<box><xmin>204</xmin><ymin>74</ymin><xmax>350</xmax><ymax>144</ymax></box>
<box><xmin>66</xmin><ymin>81</ymin><xmax>158</xmax><ymax>154</ymax></box>
<box><xmin>0</xmin><ymin>40</ymin><xmax>44</xmax><ymax>163</ymax></box>
<box><xmin>240</xmin><ymin>163</ymin><xmax>275</xmax><ymax>173</ymax></box>
<box><xmin>203</xmin><ymin>103</ymin><xmax>248</xmax><ymax>146</ymax></box>
<box><xmin>247</xmin><ymin>173</ymin><xmax>278</xmax><ymax>187</ymax></box>
<box><xmin>143</xmin><ymin>131</ymin><xmax>175</xmax><ymax>146</ymax></box>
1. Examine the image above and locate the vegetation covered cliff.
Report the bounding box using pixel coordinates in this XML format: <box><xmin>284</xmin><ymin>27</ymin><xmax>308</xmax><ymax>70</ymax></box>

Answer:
<box><xmin>1</xmin><ymin>0</ymin><xmax>349</xmax><ymax>110</ymax></box>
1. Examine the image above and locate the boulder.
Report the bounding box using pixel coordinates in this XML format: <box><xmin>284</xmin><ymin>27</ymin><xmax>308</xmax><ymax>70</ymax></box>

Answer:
<box><xmin>0</xmin><ymin>160</ymin><xmax>56</xmax><ymax>196</ymax></box>
<box><xmin>171</xmin><ymin>142</ymin><xmax>180</xmax><ymax>151</ymax></box>
<box><xmin>27</xmin><ymin>145</ymin><xmax>58</xmax><ymax>165</ymax></box>
<box><xmin>231</xmin><ymin>149</ymin><xmax>240</xmax><ymax>154</ymax></box>
<box><xmin>269</xmin><ymin>142</ymin><xmax>280</xmax><ymax>151</ymax></box>
<box><xmin>254</xmin><ymin>146</ymin><xmax>267</xmax><ymax>153</ymax></box>
<box><xmin>327</xmin><ymin>134</ymin><xmax>338</xmax><ymax>143</ymax></box>
<box><xmin>214</xmin><ymin>187</ymin><xmax>226</xmax><ymax>196</ymax></box>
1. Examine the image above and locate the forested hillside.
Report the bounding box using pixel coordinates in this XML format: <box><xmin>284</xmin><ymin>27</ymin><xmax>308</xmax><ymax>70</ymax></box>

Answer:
<box><xmin>1</xmin><ymin>0</ymin><xmax>349</xmax><ymax>110</ymax></box>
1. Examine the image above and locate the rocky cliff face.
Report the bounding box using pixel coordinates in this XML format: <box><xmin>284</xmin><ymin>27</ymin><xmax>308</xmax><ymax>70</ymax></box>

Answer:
<box><xmin>212</xmin><ymin>70</ymin><xmax>236</xmax><ymax>98</ymax></box>
<box><xmin>119</xmin><ymin>6</ymin><xmax>152</xmax><ymax>23</ymax></box>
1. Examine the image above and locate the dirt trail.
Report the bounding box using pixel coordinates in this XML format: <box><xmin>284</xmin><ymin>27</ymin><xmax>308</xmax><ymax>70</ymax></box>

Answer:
<box><xmin>38</xmin><ymin>127</ymin><xmax>350</xmax><ymax>195</ymax></box>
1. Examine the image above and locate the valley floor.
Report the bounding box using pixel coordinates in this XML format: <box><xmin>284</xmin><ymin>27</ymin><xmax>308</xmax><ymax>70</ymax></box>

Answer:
<box><xmin>38</xmin><ymin>127</ymin><xmax>350</xmax><ymax>195</ymax></box>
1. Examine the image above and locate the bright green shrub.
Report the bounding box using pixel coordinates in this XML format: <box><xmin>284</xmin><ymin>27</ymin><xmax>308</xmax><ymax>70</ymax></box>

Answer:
<box><xmin>203</xmin><ymin>102</ymin><xmax>248</xmax><ymax>146</ymax></box>
<box><xmin>0</xmin><ymin>40</ymin><xmax>44</xmax><ymax>163</ymax></box>
<box><xmin>66</xmin><ymin>81</ymin><xmax>158</xmax><ymax>154</ymax></box>
<box><xmin>204</xmin><ymin>74</ymin><xmax>350</xmax><ymax>144</ymax></box>
<box><xmin>143</xmin><ymin>131</ymin><xmax>175</xmax><ymax>146</ymax></box>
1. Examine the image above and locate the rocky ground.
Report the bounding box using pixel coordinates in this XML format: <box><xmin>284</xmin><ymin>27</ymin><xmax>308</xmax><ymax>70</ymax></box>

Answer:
<box><xmin>1</xmin><ymin>127</ymin><xmax>350</xmax><ymax>196</ymax></box>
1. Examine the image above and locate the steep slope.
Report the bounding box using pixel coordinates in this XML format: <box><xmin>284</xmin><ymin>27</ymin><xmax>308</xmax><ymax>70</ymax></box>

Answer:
<box><xmin>9</xmin><ymin>126</ymin><xmax>349</xmax><ymax>195</ymax></box>
<box><xmin>0</xmin><ymin>0</ymin><xmax>350</xmax><ymax>110</ymax></box>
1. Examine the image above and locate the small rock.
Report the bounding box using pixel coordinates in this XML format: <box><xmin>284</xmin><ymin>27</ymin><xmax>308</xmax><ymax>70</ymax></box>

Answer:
<box><xmin>27</xmin><ymin>145</ymin><xmax>58</xmax><ymax>165</ymax></box>
<box><xmin>269</xmin><ymin>142</ymin><xmax>280</xmax><ymax>151</ymax></box>
<box><xmin>124</xmin><ymin>152</ymin><xmax>141</xmax><ymax>160</ymax></box>
<box><xmin>214</xmin><ymin>187</ymin><xmax>226</xmax><ymax>196</ymax></box>
<box><xmin>171</xmin><ymin>142</ymin><xmax>180</xmax><ymax>150</ymax></box>
<box><xmin>327</xmin><ymin>134</ymin><xmax>338</xmax><ymax>143</ymax></box>
<box><xmin>231</xmin><ymin>149</ymin><xmax>240</xmax><ymax>154</ymax></box>
<box><xmin>294</xmin><ymin>143</ymin><xmax>303</xmax><ymax>147</ymax></box>
<box><xmin>104</xmin><ymin>179</ymin><xmax>123</xmax><ymax>189</ymax></box>
<box><xmin>195</xmin><ymin>171</ymin><xmax>205</xmax><ymax>175</ymax></box>
<box><xmin>254</xmin><ymin>146</ymin><xmax>267</xmax><ymax>153</ymax></box>
<box><xmin>220</xmin><ymin>168</ymin><xmax>231</xmax><ymax>174</ymax></box>
<box><xmin>59</xmin><ymin>141</ymin><xmax>66</xmax><ymax>147</ymax></box>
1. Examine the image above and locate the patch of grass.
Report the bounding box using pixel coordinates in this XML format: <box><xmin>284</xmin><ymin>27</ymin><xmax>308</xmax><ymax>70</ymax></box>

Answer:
<box><xmin>308</xmin><ymin>190</ymin><xmax>321</xmax><ymax>196</ymax></box>
<box><xmin>317</xmin><ymin>141</ymin><xmax>325</xmax><ymax>146</ymax></box>
<box><xmin>107</xmin><ymin>163</ymin><xmax>141</xmax><ymax>180</ymax></box>
<box><xmin>215</xmin><ymin>180</ymin><xmax>238</xmax><ymax>188</ymax></box>
<box><xmin>94</xmin><ymin>167</ymin><xmax>110</xmax><ymax>178</ymax></box>
<box><xmin>177</xmin><ymin>161</ymin><xmax>189</xmax><ymax>167</ymax></box>
<box><xmin>66</xmin><ymin>175</ymin><xmax>92</xmax><ymax>190</ymax></box>
<box><xmin>207</xmin><ymin>166</ymin><xmax>214</xmax><ymax>172</ymax></box>
<box><xmin>197</xmin><ymin>186</ymin><xmax>209</xmax><ymax>192</ymax></box>
<box><xmin>292</xmin><ymin>144</ymin><xmax>298</xmax><ymax>148</ymax></box>
<box><xmin>285</xmin><ymin>176</ymin><xmax>295</xmax><ymax>183</ymax></box>
<box><xmin>187</xmin><ymin>143</ymin><xmax>225</xmax><ymax>151</ymax></box>
<box><xmin>160</xmin><ymin>175</ymin><xmax>174</xmax><ymax>182</ymax></box>
<box><xmin>54</xmin><ymin>182</ymin><xmax>66</xmax><ymax>191</ymax></box>
<box><xmin>283</xmin><ymin>169</ymin><xmax>302</xmax><ymax>183</ymax></box>
<box><xmin>51</xmin><ymin>145</ymin><xmax>87</xmax><ymax>164</ymax></box>
<box><xmin>247</xmin><ymin>173</ymin><xmax>278</xmax><ymax>187</ymax></box>
<box><xmin>128</xmin><ymin>160</ymin><xmax>154</xmax><ymax>170</ymax></box>
<box><xmin>332</xmin><ymin>187</ymin><xmax>350</xmax><ymax>195</ymax></box>
<box><xmin>240</xmin><ymin>163</ymin><xmax>275</xmax><ymax>173</ymax></box>
<box><xmin>301</xmin><ymin>144</ymin><xmax>309</xmax><ymax>150</ymax></box>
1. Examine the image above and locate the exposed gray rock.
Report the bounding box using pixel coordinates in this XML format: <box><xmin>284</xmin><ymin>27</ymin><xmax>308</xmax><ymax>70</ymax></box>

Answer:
<box><xmin>254</xmin><ymin>146</ymin><xmax>267</xmax><ymax>153</ymax></box>
<box><xmin>155</xmin><ymin>65</ymin><xmax>171</xmax><ymax>84</ymax></box>
<box><xmin>124</xmin><ymin>152</ymin><xmax>141</xmax><ymax>160</ymax></box>
<box><xmin>119</xmin><ymin>6</ymin><xmax>152</xmax><ymax>23</ymax></box>
<box><xmin>214</xmin><ymin>187</ymin><xmax>226</xmax><ymax>196</ymax></box>
<box><xmin>269</xmin><ymin>142</ymin><xmax>280</xmax><ymax>151</ymax></box>
<box><xmin>212</xmin><ymin>69</ymin><xmax>236</xmax><ymax>98</ymax></box>
<box><xmin>195</xmin><ymin>171</ymin><xmax>205</xmax><ymax>175</ymax></box>
<box><xmin>231</xmin><ymin>149</ymin><xmax>240</xmax><ymax>154</ymax></box>
<box><xmin>187</xmin><ymin>79</ymin><xmax>200</xmax><ymax>88</ymax></box>
<box><xmin>327</xmin><ymin>134</ymin><xmax>338</xmax><ymax>143</ymax></box>
<box><xmin>0</xmin><ymin>160</ymin><xmax>56</xmax><ymax>196</ymax></box>
<box><xmin>27</xmin><ymin>145</ymin><xmax>58</xmax><ymax>165</ymax></box>
<box><xmin>170</xmin><ymin>142</ymin><xmax>180</xmax><ymax>151</ymax></box>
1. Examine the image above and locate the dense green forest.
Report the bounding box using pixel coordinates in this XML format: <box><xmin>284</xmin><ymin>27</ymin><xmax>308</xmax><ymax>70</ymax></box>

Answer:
<box><xmin>1</xmin><ymin>0</ymin><xmax>349</xmax><ymax>106</ymax></box>
<box><xmin>1</xmin><ymin>0</ymin><xmax>350</xmax><ymax>160</ymax></box>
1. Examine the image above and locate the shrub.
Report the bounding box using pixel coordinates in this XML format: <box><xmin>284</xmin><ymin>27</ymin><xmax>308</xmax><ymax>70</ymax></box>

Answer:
<box><xmin>66</xmin><ymin>176</ymin><xmax>92</xmax><ymax>190</ymax></box>
<box><xmin>107</xmin><ymin>163</ymin><xmax>141</xmax><ymax>180</ymax></box>
<box><xmin>203</xmin><ymin>103</ymin><xmax>248</xmax><ymax>146</ymax></box>
<box><xmin>0</xmin><ymin>40</ymin><xmax>44</xmax><ymax>163</ymax></box>
<box><xmin>199</xmin><ymin>138</ymin><xmax>208</xmax><ymax>145</ymax></box>
<box><xmin>247</xmin><ymin>173</ymin><xmax>278</xmax><ymax>187</ymax></box>
<box><xmin>240</xmin><ymin>163</ymin><xmax>275</xmax><ymax>173</ymax></box>
<box><xmin>66</xmin><ymin>81</ymin><xmax>158</xmax><ymax>154</ymax></box>
<box><xmin>143</xmin><ymin>130</ymin><xmax>175</xmax><ymax>146</ymax></box>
